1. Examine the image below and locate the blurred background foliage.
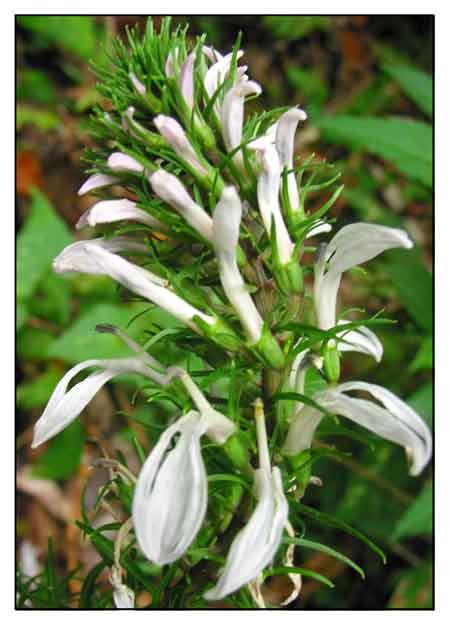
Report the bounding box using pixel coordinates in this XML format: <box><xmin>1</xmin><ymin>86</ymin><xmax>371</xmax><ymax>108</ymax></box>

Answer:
<box><xmin>16</xmin><ymin>15</ymin><xmax>433</xmax><ymax>609</ymax></box>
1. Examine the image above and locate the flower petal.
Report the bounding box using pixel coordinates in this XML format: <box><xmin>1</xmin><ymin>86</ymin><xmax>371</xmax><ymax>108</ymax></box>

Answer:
<box><xmin>221</xmin><ymin>80</ymin><xmax>261</xmax><ymax>158</ymax></box>
<box><xmin>319</xmin><ymin>382</ymin><xmax>432</xmax><ymax>475</ymax></box>
<box><xmin>107</xmin><ymin>152</ymin><xmax>144</xmax><ymax>173</ymax></box>
<box><xmin>204</xmin><ymin>467</ymin><xmax>288</xmax><ymax>600</ymax></box>
<box><xmin>76</xmin><ymin>198</ymin><xmax>164</xmax><ymax>231</ymax></box>
<box><xmin>78</xmin><ymin>173</ymin><xmax>119</xmax><ymax>196</ymax></box>
<box><xmin>153</xmin><ymin>115</ymin><xmax>208</xmax><ymax>176</ymax></box>
<box><xmin>336</xmin><ymin>320</ymin><xmax>383</xmax><ymax>363</ymax></box>
<box><xmin>53</xmin><ymin>240</ymin><xmax>215</xmax><ymax>328</ymax></box>
<box><xmin>282</xmin><ymin>406</ymin><xmax>323</xmax><ymax>456</ymax></box>
<box><xmin>275</xmin><ymin>107</ymin><xmax>307</xmax><ymax>213</ymax></box>
<box><xmin>132</xmin><ymin>411</ymin><xmax>208</xmax><ymax>565</ymax></box>
<box><xmin>213</xmin><ymin>186</ymin><xmax>263</xmax><ymax>343</ymax></box>
<box><xmin>149</xmin><ymin>169</ymin><xmax>213</xmax><ymax>241</ymax></box>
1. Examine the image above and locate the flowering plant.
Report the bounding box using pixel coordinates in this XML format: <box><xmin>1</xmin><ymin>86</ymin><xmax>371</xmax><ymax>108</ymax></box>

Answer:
<box><xmin>30</xmin><ymin>18</ymin><xmax>431</xmax><ymax>609</ymax></box>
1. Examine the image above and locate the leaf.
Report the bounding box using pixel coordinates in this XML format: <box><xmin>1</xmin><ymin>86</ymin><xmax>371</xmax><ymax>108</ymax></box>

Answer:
<box><xmin>16</xmin><ymin>188</ymin><xmax>73</xmax><ymax>301</ymax></box>
<box><xmin>17</xmin><ymin>15</ymin><xmax>97</xmax><ymax>60</ymax></box>
<box><xmin>46</xmin><ymin>302</ymin><xmax>179</xmax><ymax>363</ymax></box>
<box><xmin>394</xmin><ymin>483</ymin><xmax>433</xmax><ymax>540</ymax></box>
<box><xmin>315</xmin><ymin>115</ymin><xmax>432</xmax><ymax>187</ymax></box>
<box><xmin>27</xmin><ymin>270</ymin><xmax>71</xmax><ymax>326</ymax></box>
<box><xmin>33</xmin><ymin>419</ymin><xmax>85</xmax><ymax>480</ymax></box>
<box><xmin>382</xmin><ymin>63</ymin><xmax>433</xmax><ymax>117</ymax></box>
<box><xmin>271</xmin><ymin>391</ymin><xmax>333</xmax><ymax>417</ymax></box>
<box><xmin>17</xmin><ymin>69</ymin><xmax>56</xmax><ymax>105</ymax></box>
<box><xmin>16</xmin><ymin>326</ymin><xmax>55</xmax><ymax>361</ymax></box>
<box><xmin>263</xmin><ymin>565</ymin><xmax>334</xmax><ymax>588</ymax></box>
<box><xmin>263</xmin><ymin>16</ymin><xmax>330</xmax><ymax>40</ymax></box>
<box><xmin>382</xmin><ymin>249</ymin><xmax>433</xmax><ymax>331</ymax></box>
<box><xmin>283</xmin><ymin>537</ymin><xmax>365</xmax><ymax>579</ymax></box>
<box><xmin>17</xmin><ymin>366</ymin><xmax>62</xmax><ymax>410</ymax></box>
<box><xmin>409</xmin><ymin>335</ymin><xmax>433</xmax><ymax>373</ymax></box>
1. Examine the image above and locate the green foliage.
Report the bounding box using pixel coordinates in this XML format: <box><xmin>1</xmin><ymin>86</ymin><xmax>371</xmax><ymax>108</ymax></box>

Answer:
<box><xmin>382</xmin><ymin>63</ymin><xmax>433</xmax><ymax>117</ymax></box>
<box><xmin>409</xmin><ymin>335</ymin><xmax>433</xmax><ymax>372</ymax></box>
<box><xmin>388</xmin><ymin>562</ymin><xmax>433</xmax><ymax>608</ymax></box>
<box><xmin>17</xmin><ymin>15</ymin><xmax>98</xmax><ymax>60</ymax></box>
<box><xmin>33</xmin><ymin>420</ymin><xmax>86</xmax><ymax>480</ymax></box>
<box><xmin>17</xmin><ymin>366</ymin><xmax>62</xmax><ymax>410</ymax></box>
<box><xmin>16</xmin><ymin>105</ymin><xmax>60</xmax><ymax>132</ymax></box>
<box><xmin>315</xmin><ymin>116</ymin><xmax>432</xmax><ymax>187</ymax></box>
<box><xmin>17</xmin><ymin>69</ymin><xmax>57</xmax><ymax>105</ymax></box>
<box><xmin>382</xmin><ymin>249</ymin><xmax>433</xmax><ymax>332</ymax></box>
<box><xmin>16</xmin><ymin>188</ymin><xmax>73</xmax><ymax>301</ymax></box>
<box><xmin>263</xmin><ymin>16</ymin><xmax>330</xmax><ymax>40</ymax></box>
<box><xmin>394</xmin><ymin>483</ymin><xmax>433</xmax><ymax>540</ymax></box>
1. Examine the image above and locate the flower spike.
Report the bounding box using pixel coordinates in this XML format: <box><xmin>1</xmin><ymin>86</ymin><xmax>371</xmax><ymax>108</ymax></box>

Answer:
<box><xmin>153</xmin><ymin>115</ymin><xmax>208</xmax><ymax>176</ymax></box>
<box><xmin>76</xmin><ymin>198</ymin><xmax>165</xmax><ymax>231</ymax></box>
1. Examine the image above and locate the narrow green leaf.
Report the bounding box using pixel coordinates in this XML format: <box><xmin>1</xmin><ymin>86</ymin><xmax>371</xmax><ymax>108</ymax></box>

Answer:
<box><xmin>263</xmin><ymin>565</ymin><xmax>334</xmax><ymax>588</ymax></box>
<box><xmin>394</xmin><ymin>483</ymin><xmax>433</xmax><ymax>540</ymax></box>
<box><xmin>283</xmin><ymin>537</ymin><xmax>365</xmax><ymax>579</ymax></box>
<box><xmin>291</xmin><ymin>501</ymin><xmax>387</xmax><ymax>563</ymax></box>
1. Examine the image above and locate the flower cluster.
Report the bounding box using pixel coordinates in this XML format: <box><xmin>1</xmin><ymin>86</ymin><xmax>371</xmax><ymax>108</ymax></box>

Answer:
<box><xmin>32</xmin><ymin>19</ymin><xmax>432</xmax><ymax>608</ymax></box>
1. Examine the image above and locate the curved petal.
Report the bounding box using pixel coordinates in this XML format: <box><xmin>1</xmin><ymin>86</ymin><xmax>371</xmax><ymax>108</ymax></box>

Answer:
<box><xmin>314</xmin><ymin>224</ymin><xmax>412</xmax><ymax>330</ymax></box>
<box><xmin>204</xmin><ymin>467</ymin><xmax>288</xmax><ymax>600</ymax></box>
<box><xmin>336</xmin><ymin>320</ymin><xmax>383</xmax><ymax>363</ymax></box>
<box><xmin>132</xmin><ymin>411</ymin><xmax>208</xmax><ymax>565</ymax></box>
<box><xmin>250</xmin><ymin>141</ymin><xmax>294</xmax><ymax>264</ymax></box>
<box><xmin>153</xmin><ymin>115</ymin><xmax>207</xmax><ymax>176</ymax></box>
<box><xmin>53</xmin><ymin>240</ymin><xmax>215</xmax><ymax>328</ymax></box>
<box><xmin>76</xmin><ymin>199</ymin><xmax>164</xmax><ymax>230</ymax></box>
<box><xmin>180</xmin><ymin>52</ymin><xmax>195</xmax><ymax>108</ymax></box>
<box><xmin>149</xmin><ymin>169</ymin><xmax>213</xmax><ymax>241</ymax></box>
<box><xmin>319</xmin><ymin>383</ymin><xmax>432</xmax><ymax>475</ymax></box>
<box><xmin>275</xmin><ymin>107</ymin><xmax>307</xmax><ymax>213</ymax></box>
<box><xmin>78</xmin><ymin>173</ymin><xmax>119</xmax><ymax>196</ymax></box>
<box><xmin>204</xmin><ymin>50</ymin><xmax>243</xmax><ymax>99</ymax></box>
<box><xmin>282</xmin><ymin>406</ymin><xmax>323</xmax><ymax>456</ymax></box>
<box><xmin>221</xmin><ymin>80</ymin><xmax>261</xmax><ymax>157</ymax></box>
<box><xmin>213</xmin><ymin>186</ymin><xmax>263</xmax><ymax>343</ymax></box>
<box><xmin>107</xmin><ymin>152</ymin><xmax>144</xmax><ymax>173</ymax></box>
<box><xmin>129</xmin><ymin>71</ymin><xmax>146</xmax><ymax>95</ymax></box>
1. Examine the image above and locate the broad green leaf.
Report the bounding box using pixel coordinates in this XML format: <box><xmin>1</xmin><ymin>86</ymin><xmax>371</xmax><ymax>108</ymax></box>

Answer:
<box><xmin>407</xmin><ymin>382</ymin><xmax>433</xmax><ymax>429</ymax></box>
<box><xmin>17</xmin><ymin>16</ymin><xmax>97</xmax><ymax>60</ymax></box>
<box><xmin>409</xmin><ymin>335</ymin><xmax>433</xmax><ymax>372</ymax></box>
<box><xmin>16</xmin><ymin>366</ymin><xmax>62</xmax><ymax>410</ymax></box>
<box><xmin>315</xmin><ymin>115</ymin><xmax>432</xmax><ymax>187</ymax></box>
<box><xmin>33</xmin><ymin>419</ymin><xmax>85</xmax><ymax>480</ymax></box>
<box><xmin>16</xmin><ymin>189</ymin><xmax>72</xmax><ymax>301</ymax></box>
<box><xmin>394</xmin><ymin>483</ymin><xmax>433</xmax><ymax>540</ymax></box>
<box><xmin>16</xmin><ymin>326</ymin><xmax>55</xmax><ymax>361</ymax></box>
<box><xmin>46</xmin><ymin>302</ymin><xmax>182</xmax><ymax>364</ymax></box>
<box><xmin>382</xmin><ymin>249</ymin><xmax>433</xmax><ymax>331</ymax></box>
<box><xmin>283</xmin><ymin>537</ymin><xmax>365</xmax><ymax>579</ymax></box>
<box><xmin>382</xmin><ymin>63</ymin><xmax>433</xmax><ymax>117</ymax></box>
<box><xmin>27</xmin><ymin>270</ymin><xmax>71</xmax><ymax>326</ymax></box>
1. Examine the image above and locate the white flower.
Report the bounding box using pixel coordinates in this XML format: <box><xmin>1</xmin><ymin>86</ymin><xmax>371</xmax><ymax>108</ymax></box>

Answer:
<box><xmin>204</xmin><ymin>50</ymin><xmax>244</xmax><ymax>111</ymax></box>
<box><xmin>76</xmin><ymin>198</ymin><xmax>165</xmax><ymax>231</ymax></box>
<box><xmin>205</xmin><ymin>400</ymin><xmax>288</xmax><ymax>601</ymax></box>
<box><xmin>148</xmin><ymin>169</ymin><xmax>213</xmax><ymax>241</ymax></box>
<box><xmin>153</xmin><ymin>115</ymin><xmax>208</xmax><ymax>176</ymax></box>
<box><xmin>221</xmin><ymin>80</ymin><xmax>261</xmax><ymax>167</ymax></box>
<box><xmin>283</xmin><ymin>381</ymin><xmax>432</xmax><ymax>476</ymax></box>
<box><xmin>212</xmin><ymin>186</ymin><xmax>263</xmax><ymax>344</ymax></box>
<box><xmin>32</xmin><ymin>356</ymin><xmax>167</xmax><ymax>448</ymax></box>
<box><xmin>314</xmin><ymin>223</ymin><xmax>413</xmax><ymax>331</ymax></box>
<box><xmin>275</xmin><ymin>107</ymin><xmax>307</xmax><ymax>214</ymax></box>
<box><xmin>165</xmin><ymin>48</ymin><xmax>196</xmax><ymax>109</ymax></box>
<box><xmin>336</xmin><ymin>320</ymin><xmax>383</xmax><ymax>363</ymax></box>
<box><xmin>249</xmin><ymin>138</ymin><xmax>294</xmax><ymax>265</ymax></box>
<box><xmin>107</xmin><ymin>152</ymin><xmax>144</xmax><ymax>173</ymax></box>
<box><xmin>78</xmin><ymin>173</ymin><xmax>119</xmax><ymax>196</ymax></box>
<box><xmin>132</xmin><ymin>411</ymin><xmax>209</xmax><ymax>565</ymax></box>
<box><xmin>53</xmin><ymin>238</ymin><xmax>215</xmax><ymax>330</ymax></box>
